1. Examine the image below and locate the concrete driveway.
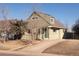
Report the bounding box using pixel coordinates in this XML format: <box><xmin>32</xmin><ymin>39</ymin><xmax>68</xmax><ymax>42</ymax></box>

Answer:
<box><xmin>17</xmin><ymin>40</ymin><xmax>64</xmax><ymax>53</ymax></box>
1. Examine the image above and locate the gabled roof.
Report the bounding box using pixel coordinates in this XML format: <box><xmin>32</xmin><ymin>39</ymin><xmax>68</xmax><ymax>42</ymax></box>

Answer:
<box><xmin>27</xmin><ymin>11</ymin><xmax>65</xmax><ymax>29</ymax></box>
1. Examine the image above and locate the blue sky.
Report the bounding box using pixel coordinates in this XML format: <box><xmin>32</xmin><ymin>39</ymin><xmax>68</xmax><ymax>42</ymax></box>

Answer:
<box><xmin>0</xmin><ymin>3</ymin><xmax>79</xmax><ymax>28</ymax></box>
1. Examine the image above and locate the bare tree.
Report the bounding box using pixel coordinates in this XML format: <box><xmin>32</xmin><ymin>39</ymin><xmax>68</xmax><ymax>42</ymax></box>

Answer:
<box><xmin>0</xmin><ymin>5</ymin><xmax>10</xmax><ymax>43</ymax></box>
<box><xmin>0</xmin><ymin>6</ymin><xmax>9</xmax><ymax>20</ymax></box>
<box><xmin>72</xmin><ymin>19</ymin><xmax>79</xmax><ymax>33</ymax></box>
<box><xmin>9</xmin><ymin>19</ymin><xmax>28</xmax><ymax>40</ymax></box>
<box><xmin>72</xmin><ymin>19</ymin><xmax>79</xmax><ymax>39</ymax></box>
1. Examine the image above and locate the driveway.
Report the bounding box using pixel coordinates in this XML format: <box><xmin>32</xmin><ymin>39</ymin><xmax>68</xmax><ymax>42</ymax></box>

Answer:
<box><xmin>17</xmin><ymin>40</ymin><xmax>64</xmax><ymax>53</ymax></box>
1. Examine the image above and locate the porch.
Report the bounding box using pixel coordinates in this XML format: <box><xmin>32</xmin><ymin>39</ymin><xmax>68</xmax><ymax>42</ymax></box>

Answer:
<box><xmin>37</xmin><ymin>26</ymin><xmax>64</xmax><ymax>40</ymax></box>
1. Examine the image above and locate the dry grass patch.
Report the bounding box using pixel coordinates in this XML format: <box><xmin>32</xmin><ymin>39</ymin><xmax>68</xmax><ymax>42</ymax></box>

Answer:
<box><xmin>43</xmin><ymin>40</ymin><xmax>79</xmax><ymax>56</ymax></box>
<box><xmin>0</xmin><ymin>40</ymin><xmax>25</xmax><ymax>50</ymax></box>
<box><xmin>0</xmin><ymin>40</ymin><xmax>41</xmax><ymax>51</ymax></box>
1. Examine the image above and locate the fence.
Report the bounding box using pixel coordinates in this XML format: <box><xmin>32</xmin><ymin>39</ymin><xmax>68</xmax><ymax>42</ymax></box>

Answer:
<box><xmin>63</xmin><ymin>32</ymin><xmax>79</xmax><ymax>39</ymax></box>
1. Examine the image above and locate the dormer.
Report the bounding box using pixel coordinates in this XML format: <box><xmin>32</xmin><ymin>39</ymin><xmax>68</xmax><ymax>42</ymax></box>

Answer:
<box><xmin>50</xmin><ymin>17</ymin><xmax>54</xmax><ymax>24</ymax></box>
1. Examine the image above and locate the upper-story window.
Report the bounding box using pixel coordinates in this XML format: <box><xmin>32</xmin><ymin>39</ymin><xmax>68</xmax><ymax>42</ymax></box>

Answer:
<box><xmin>32</xmin><ymin>17</ymin><xmax>38</xmax><ymax>20</ymax></box>
<box><xmin>50</xmin><ymin>18</ymin><xmax>54</xmax><ymax>22</ymax></box>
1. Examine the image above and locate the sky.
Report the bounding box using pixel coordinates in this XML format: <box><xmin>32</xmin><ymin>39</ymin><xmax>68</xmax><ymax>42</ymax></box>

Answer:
<box><xmin>0</xmin><ymin>3</ymin><xmax>79</xmax><ymax>29</ymax></box>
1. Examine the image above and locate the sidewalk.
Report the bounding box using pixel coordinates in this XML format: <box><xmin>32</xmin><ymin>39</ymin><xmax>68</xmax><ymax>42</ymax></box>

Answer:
<box><xmin>0</xmin><ymin>50</ymin><xmax>60</xmax><ymax>56</ymax></box>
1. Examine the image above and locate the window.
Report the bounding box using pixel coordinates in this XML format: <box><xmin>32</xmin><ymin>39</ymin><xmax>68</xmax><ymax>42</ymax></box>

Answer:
<box><xmin>45</xmin><ymin>28</ymin><xmax>47</xmax><ymax>38</ymax></box>
<box><xmin>38</xmin><ymin>29</ymin><xmax>40</xmax><ymax>34</ymax></box>
<box><xmin>53</xmin><ymin>29</ymin><xmax>56</xmax><ymax>32</ymax></box>
<box><xmin>28</xmin><ymin>29</ymin><xmax>31</xmax><ymax>33</ymax></box>
<box><xmin>32</xmin><ymin>17</ymin><xmax>38</xmax><ymax>19</ymax></box>
<box><xmin>41</xmin><ymin>28</ymin><xmax>49</xmax><ymax>38</ymax></box>
<box><xmin>50</xmin><ymin>18</ymin><xmax>54</xmax><ymax>22</ymax></box>
<box><xmin>42</xmin><ymin>28</ymin><xmax>44</xmax><ymax>34</ymax></box>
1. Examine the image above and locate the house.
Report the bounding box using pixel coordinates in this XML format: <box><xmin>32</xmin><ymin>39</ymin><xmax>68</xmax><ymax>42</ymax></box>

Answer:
<box><xmin>25</xmin><ymin>11</ymin><xmax>65</xmax><ymax>40</ymax></box>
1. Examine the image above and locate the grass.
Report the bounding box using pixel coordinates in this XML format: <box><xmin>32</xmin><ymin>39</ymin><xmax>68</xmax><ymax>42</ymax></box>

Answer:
<box><xmin>0</xmin><ymin>40</ymin><xmax>41</xmax><ymax>51</ymax></box>
<box><xmin>0</xmin><ymin>45</ymin><xmax>10</xmax><ymax>50</ymax></box>
<box><xmin>43</xmin><ymin>40</ymin><xmax>79</xmax><ymax>56</ymax></box>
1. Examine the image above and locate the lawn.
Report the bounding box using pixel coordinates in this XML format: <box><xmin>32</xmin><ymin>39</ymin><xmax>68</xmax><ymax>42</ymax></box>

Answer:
<box><xmin>43</xmin><ymin>40</ymin><xmax>79</xmax><ymax>56</ymax></box>
<box><xmin>0</xmin><ymin>40</ymin><xmax>41</xmax><ymax>51</ymax></box>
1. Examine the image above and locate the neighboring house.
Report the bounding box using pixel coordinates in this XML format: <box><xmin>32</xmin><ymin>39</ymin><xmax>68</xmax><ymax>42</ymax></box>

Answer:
<box><xmin>26</xmin><ymin>11</ymin><xmax>65</xmax><ymax>40</ymax></box>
